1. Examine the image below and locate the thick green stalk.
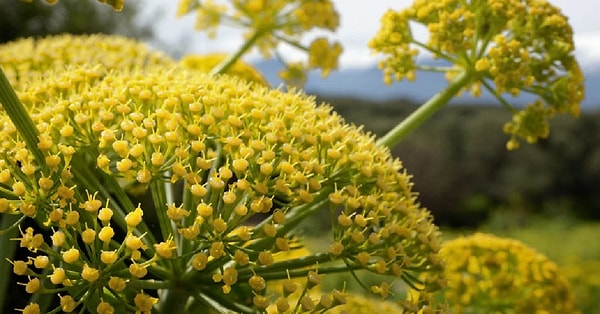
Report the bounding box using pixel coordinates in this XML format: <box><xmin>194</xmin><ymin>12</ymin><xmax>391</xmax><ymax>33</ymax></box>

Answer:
<box><xmin>210</xmin><ymin>29</ymin><xmax>264</xmax><ymax>75</ymax></box>
<box><xmin>157</xmin><ymin>284</ymin><xmax>192</xmax><ymax>314</ymax></box>
<box><xmin>0</xmin><ymin>215</ymin><xmax>19</xmax><ymax>313</ymax></box>
<box><xmin>0</xmin><ymin>68</ymin><xmax>46</xmax><ymax>170</ymax></box>
<box><xmin>149</xmin><ymin>178</ymin><xmax>175</xmax><ymax>243</ymax></box>
<box><xmin>376</xmin><ymin>70</ymin><xmax>472</xmax><ymax>148</ymax></box>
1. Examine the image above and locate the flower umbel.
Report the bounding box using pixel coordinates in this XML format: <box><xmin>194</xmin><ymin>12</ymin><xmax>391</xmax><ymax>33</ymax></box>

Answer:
<box><xmin>0</xmin><ymin>34</ymin><xmax>175</xmax><ymax>91</ymax></box>
<box><xmin>432</xmin><ymin>233</ymin><xmax>577</xmax><ymax>313</ymax></box>
<box><xmin>0</xmin><ymin>57</ymin><xmax>443</xmax><ymax>312</ymax></box>
<box><xmin>177</xmin><ymin>0</ymin><xmax>342</xmax><ymax>85</ymax></box>
<box><xmin>370</xmin><ymin>0</ymin><xmax>585</xmax><ymax>148</ymax></box>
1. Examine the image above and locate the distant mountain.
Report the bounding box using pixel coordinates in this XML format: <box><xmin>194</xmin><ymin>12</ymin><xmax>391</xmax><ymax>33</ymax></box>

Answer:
<box><xmin>253</xmin><ymin>59</ymin><xmax>600</xmax><ymax>111</ymax></box>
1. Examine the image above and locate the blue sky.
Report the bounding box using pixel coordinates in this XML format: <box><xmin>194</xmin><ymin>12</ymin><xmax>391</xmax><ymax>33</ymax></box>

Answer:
<box><xmin>146</xmin><ymin>1</ymin><xmax>600</xmax><ymax>71</ymax></box>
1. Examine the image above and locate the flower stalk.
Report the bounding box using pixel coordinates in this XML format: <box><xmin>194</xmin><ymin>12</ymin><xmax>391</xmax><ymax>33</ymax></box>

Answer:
<box><xmin>210</xmin><ymin>29</ymin><xmax>264</xmax><ymax>76</ymax></box>
<box><xmin>0</xmin><ymin>214</ymin><xmax>19</xmax><ymax>312</ymax></box>
<box><xmin>377</xmin><ymin>70</ymin><xmax>471</xmax><ymax>148</ymax></box>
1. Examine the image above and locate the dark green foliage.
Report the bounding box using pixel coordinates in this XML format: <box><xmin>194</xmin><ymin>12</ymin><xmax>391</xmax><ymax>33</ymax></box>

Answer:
<box><xmin>0</xmin><ymin>0</ymin><xmax>149</xmax><ymax>44</ymax></box>
<box><xmin>318</xmin><ymin>95</ymin><xmax>600</xmax><ymax>227</ymax></box>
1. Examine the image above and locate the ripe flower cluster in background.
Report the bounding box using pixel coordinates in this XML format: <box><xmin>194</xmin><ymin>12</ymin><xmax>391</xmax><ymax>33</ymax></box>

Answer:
<box><xmin>435</xmin><ymin>233</ymin><xmax>577</xmax><ymax>313</ymax></box>
<box><xmin>369</xmin><ymin>0</ymin><xmax>585</xmax><ymax>149</ymax></box>
<box><xmin>177</xmin><ymin>0</ymin><xmax>342</xmax><ymax>87</ymax></box>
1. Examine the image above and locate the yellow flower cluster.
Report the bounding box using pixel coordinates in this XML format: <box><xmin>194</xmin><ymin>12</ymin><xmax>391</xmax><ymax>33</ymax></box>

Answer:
<box><xmin>177</xmin><ymin>0</ymin><xmax>342</xmax><ymax>84</ymax></box>
<box><xmin>308</xmin><ymin>38</ymin><xmax>343</xmax><ymax>78</ymax></box>
<box><xmin>0</xmin><ymin>34</ymin><xmax>175</xmax><ymax>91</ymax></box>
<box><xmin>179</xmin><ymin>53</ymin><xmax>268</xmax><ymax>86</ymax></box>
<box><xmin>369</xmin><ymin>0</ymin><xmax>585</xmax><ymax>149</ymax></box>
<box><xmin>0</xmin><ymin>35</ymin><xmax>442</xmax><ymax>312</ymax></box>
<box><xmin>436</xmin><ymin>233</ymin><xmax>578</xmax><ymax>313</ymax></box>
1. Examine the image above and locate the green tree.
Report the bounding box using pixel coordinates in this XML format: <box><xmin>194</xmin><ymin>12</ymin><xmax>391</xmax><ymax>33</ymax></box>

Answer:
<box><xmin>0</xmin><ymin>0</ymin><xmax>148</xmax><ymax>43</ymax></box>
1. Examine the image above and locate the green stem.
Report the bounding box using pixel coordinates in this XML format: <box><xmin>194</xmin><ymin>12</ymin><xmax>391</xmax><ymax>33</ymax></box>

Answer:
<box><xmin>0</xmin><ymin>68</ymin><xmax>46</xmax><ymax>170</ymax></box>
<box><xmin>0</xmin><ymin>214</ymin><xmax>20</xmax><ymax>312</ymax></box>
<box><xmin>128</xmin><ymin>279</ymin><xmax>171</xmax><ymax>290</ymax></box>
<box><xmin>157</xmin><ymin>284</ymin><xmax>192</xmax><ymax>314</ymax></box>
<box><xmin>235</xmin><ymin>252</ymin><xmax>334</xmax><ymax>280</ymax></box>
<box><xmin>149</xmin><ymin>178</ymin><xmax>175</xmax><ymax>243</ymax></box>
<box><xmin>210</xmin><ymin>29</ymin><xmax>264</xmax><ymax>76</ymax></box>
<box><xmin>480</xmin><ymin>78</ymin><xmax>518</xmax><ymax>113</ymax></box>
<box><xmin>376</xmin><ymin>70</ymin><xmax>472</xmax><ymax>148</ymax></box>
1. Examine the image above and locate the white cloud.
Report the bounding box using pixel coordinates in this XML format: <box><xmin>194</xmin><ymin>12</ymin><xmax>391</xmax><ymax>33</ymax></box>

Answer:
<box><xmin>574</xmin><ymin>32</ymin><xmax>600</xmax><ymax>70</ymax></box>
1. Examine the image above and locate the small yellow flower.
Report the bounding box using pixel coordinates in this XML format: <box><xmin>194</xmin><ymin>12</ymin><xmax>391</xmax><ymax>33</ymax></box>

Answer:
<box><xmin>82</xmin><ymin>264</ymin><xmax>100</xmax><ymax>282</ymax></box>
<box><xmin>60</xmin><ymin>294</ymin><xmax>77</xmax><ymax>312</ymax></box>
<box><xmin>154</xmin><ymin>238</ymin><xmax>177</xmax><ymax>259</ymax></box>
<box><xmin>12</xmin><ymin>260</ymin><xmax>30</xmax><ymax>276</ymax></box>
<box><xmin>129</xmin><ymin>263</ymin><xmax>148</xmax><ymax>278</ymax></box>
<box><xmin>49</xmin><ymin>267</ymin><xmax>66</xmax><ymax>285</ymax></box>
<box><xmin>21</xmin><ymin>303</ymin><xmax>41</xmax><ymax>314</ymax></box>
<box><xmin>33</xmin><ymin>256</ymin><xmax>49</xmax><ymax>269</ymax></box>
<box><xmin>192</xmin><ymin>252</ymin><xmax>209</xmax><ymax>271</ymax></box>
<box><xmin>96</xmin><ymin>301</ymin><xmax>115</xmax><ymax>314</ymax></box>
<box><xmin>98</xmin><ymin>226</ymin><xmax>115</xmax><ymax>242</ymax></box>
<box><xmin>134</xmin><ymin>292</ymin><xmax>158</xmax><ymax>313</ymax></box>
<box><xmin>125</xmin><ymin>206</ymin><xmax>144</xmax><ymax>227</ymax></box>
<box><xmin>125</xmin><ymin>235</ymin><xmax>146</xmax><ymax>251</ymax></box>
<box><xmin>62</xmin><ymin>248</ymin><xmax>80</xmax><ymax>264</ymax></box>
<box><xmin>101</xmin><ymin>250</ymin><xmax>119</xmax><ymax>265</ymax></box>
<box><xmin>108</xmin><ymin>277</ymin><xmax>127</xmax><ymax>292</ymax></box>
<box><xmin>81</xmin><ymin>228</ymin><xmax>96</xmax><ymax>244</ymax></box>
<box><xmin>249</xmin><ymin>274</ymin><xmax>267</xmax><ymax>292</ymax></box>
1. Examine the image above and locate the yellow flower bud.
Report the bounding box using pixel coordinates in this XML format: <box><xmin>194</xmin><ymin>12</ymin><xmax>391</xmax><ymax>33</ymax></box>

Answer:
<box><xmin>62</xmin><ymin>248</ymin><xmax>80</xmax><ymax>264</ymax></box>
<box><xmin>101</xmin><ymin>250</ymin><xmax>119</xmax><ymax>264</ymax></box>
<box><xmin>108</xmin><ymin>276</ymin><xmax>127</xmax><ymax>291</ymax></box>
<box><xmin>82</xmin><ymin>264</ymin><xmax>100</xmax><ymax>282</ymax></box>
<box><xmin>22</xmin><ymin>303</ymin><xmax>40</xmax><ymax>314</ymax></box>
<box><xmin>125</xmin><ymin>206</ymin><xmax>144</xmax><ymax>227</ymax></box>
<box><xmin>12</xmin><ymin>260</ymin><xmax>29</xmax><ymax>275</ymax></box>
<box><xmin>60</xmin><ymin>295</ymin><xmax>76</xmax><ymax>312</ymax></box>
<box><xmin>50</xmin><ymin>231</ymin><xmax>66</xmax><ymax>247</ymax></box>
<box><xmin>81</xmin><ymin>228</ymin><xmax>96</xmax><ymax>244</ymax></box>
<box><xmin>129</xmin><ymin>263</ymin><xmax>148</xmax><ymax>278</ymax></box>
<box><xmin>98</xmin><ymin>226</ymin><xmax>115</xmax><ymax>242</ymax></box>
<box><xmin>96</xmin><ymin>301</ymin><xmax>115</xmax><ymax>314</ymax></box>
<box><xmin>25</xmin><ymin>278</ymin><xmax>41</xmax><ymax>294</ymax></box>
<box><xmin>192</xmin><ymin>252</ymin><xmax>209</xmax><ymax>270</ymax></box>
<box><xmin>249</xmin><ymin>274</ymin><xmax>266</xmax><ymax>292</ymax></box>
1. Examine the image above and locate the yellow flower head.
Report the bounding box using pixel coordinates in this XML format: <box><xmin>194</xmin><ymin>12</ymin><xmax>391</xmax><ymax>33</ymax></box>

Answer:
<box><xmin>0</xmin><ymin>34</ymin><xmax>175</xmax><ymax>91</ymax></box>
<box><xmin>370</xmin><ymin>0</ymin><xmax>585</xmax><ymax>148</ymax></box>
<box><xmin>436</xmin><ymin>233</ymin><xmax>577</xmax><ymax>313</ymax></box>
<box><xmin>308</xmin><ymin>38</ymin><xmax>343</xmax><ymax>77</ymax></box>
<box><xmin>1</xmin><ymin>53</ymin><xmax>441</xmax><ymax>312</ymax></box>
